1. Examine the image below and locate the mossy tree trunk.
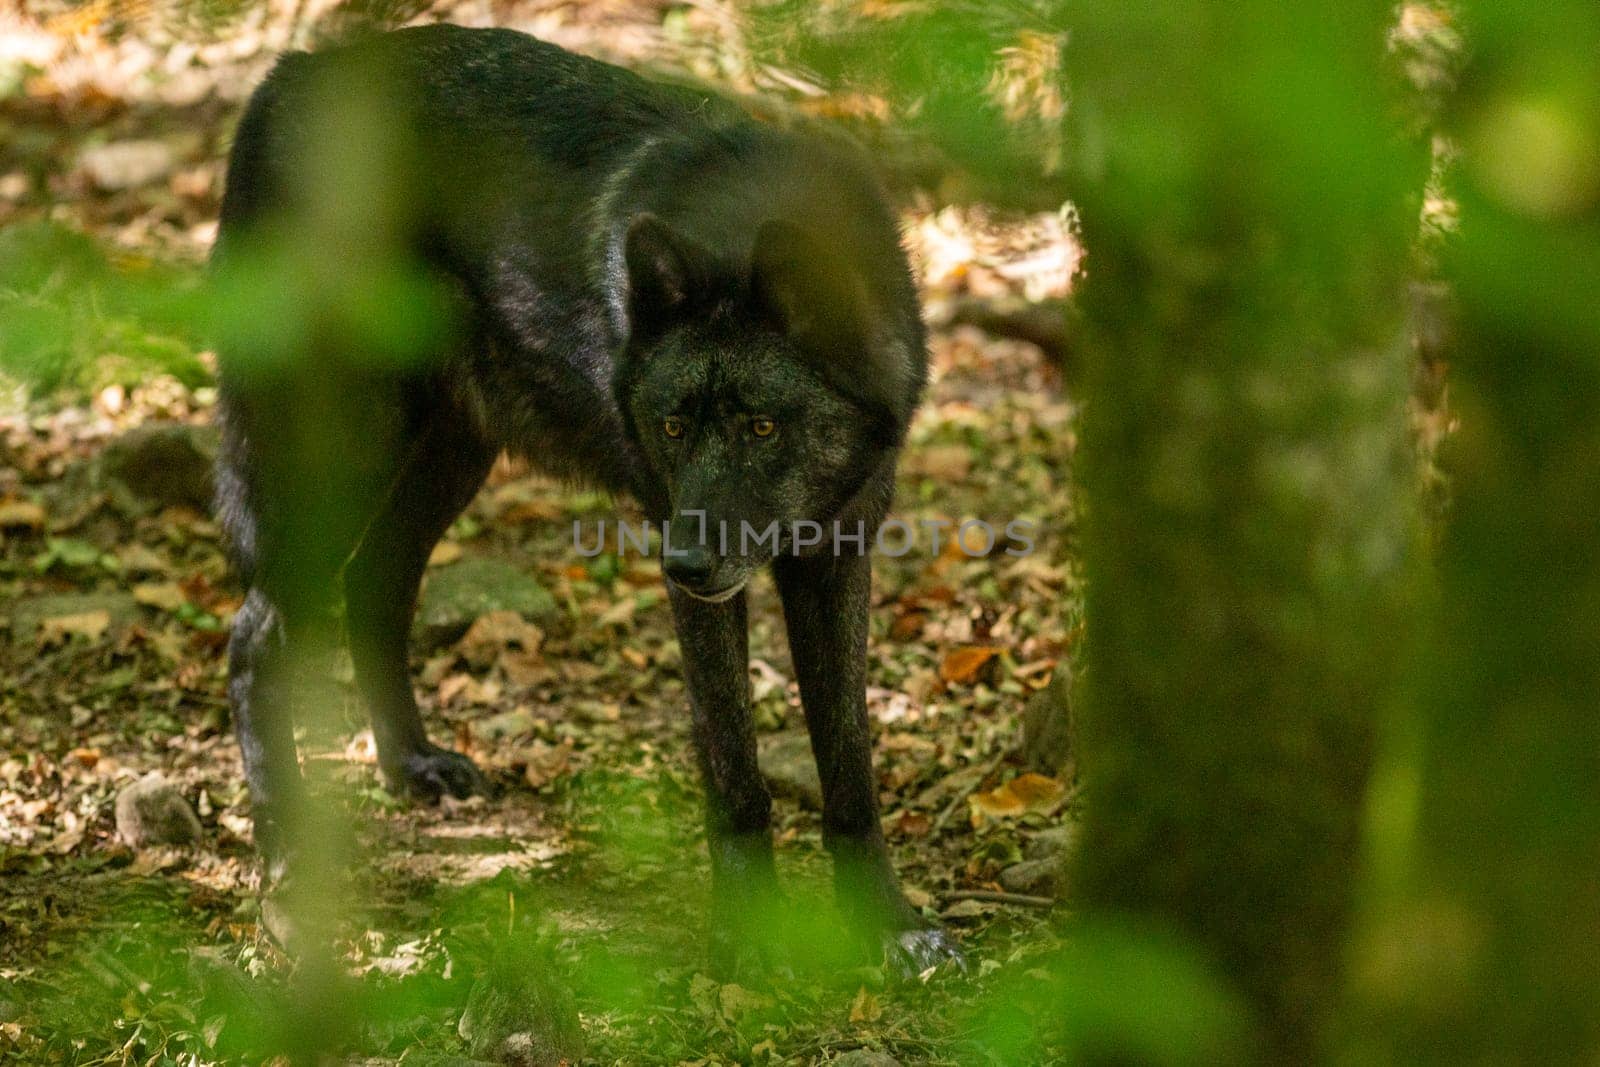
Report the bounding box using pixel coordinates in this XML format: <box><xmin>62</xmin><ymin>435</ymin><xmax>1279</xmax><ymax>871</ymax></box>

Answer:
<box><xmin>1366</xmin><ymin>2</ymin><xmax>1600</xmax><ymax>1059</ymax></box>
<box><xmin>1064</xmin><ymin>4</ymin><xmax>1422</xmax><ymax>1059</ymax></box>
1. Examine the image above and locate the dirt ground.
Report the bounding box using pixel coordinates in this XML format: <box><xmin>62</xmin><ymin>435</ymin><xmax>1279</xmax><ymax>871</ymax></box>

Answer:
<box><xmin>0</xmin><ymin>2</ymin><xmax>1080</xmax><ymax>1062</ymax></box>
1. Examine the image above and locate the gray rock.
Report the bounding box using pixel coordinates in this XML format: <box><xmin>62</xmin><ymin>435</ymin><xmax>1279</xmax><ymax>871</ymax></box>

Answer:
<box><xmin>1025</xmin><ymin>823</ymin><xmax>1079</xmax><ymax>862</ymax></box>
<box><xmin>79</xmin><ymin>139</ymin><xmax>177</xmax><ymax>190</ymax></box>
<box><xmin>95</xmin><ymin>422</ymin><xmax>218</xmax><ymax>515</ymax></box>
<box><xmin>1021</xmin><ymin>667</ymin><xmax>1075</xmax><ymax>777</ymax></box>
<box><xmin>759</xmin><ymin>729</ymin><xmax>822</xmax><ymax>810</ymax></box>
<box><xmin>10</xmin><ymin>591</ymin><xmax>139</xmax><ymax>645</ymax></box>
<box><xmin>999</xmin><ymin>857</ymin><xmax>1060</xmax><ymax>896</ymax></box>
<box><xmin>115</xmin><ymin>774</ymin><xmax>203</xmax><ymax>847</ymax></box>
<box><xmin>831</xmin><ymin>1052</ymin><xmax>902</xmax><ymax>1067</ymax></box>
<box><xmin>472</xmin><ymin>707</ymin><xmax>537</xmax><ymax>743</ymax></box>
<box><xmin>458</xmin><ymin>940</ymin><xmax>582</xmax><ymax>1066</ymax></box>
<box><xmin>415</xmin><ymin>559</ymin><xmax>558</xmax><ymax>650</ymax></box>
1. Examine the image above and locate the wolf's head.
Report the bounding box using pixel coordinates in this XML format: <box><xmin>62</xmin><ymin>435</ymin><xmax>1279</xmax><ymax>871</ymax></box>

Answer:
<box><xmin>613</xmin><ymin>213</ymin><xmax>921</xmax><ymax>602</ymax></box>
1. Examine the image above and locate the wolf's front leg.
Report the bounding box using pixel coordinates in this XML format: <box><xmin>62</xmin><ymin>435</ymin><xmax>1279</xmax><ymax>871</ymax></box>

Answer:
<box><xmin>666</xmin><ymin>583</ymin><xmax>781</xmax><ymax>978</ymax></box>
<box><xmin>774</xmin><ymin>550</ymin><xmax>966</xmax><ymax>980</ymax></box>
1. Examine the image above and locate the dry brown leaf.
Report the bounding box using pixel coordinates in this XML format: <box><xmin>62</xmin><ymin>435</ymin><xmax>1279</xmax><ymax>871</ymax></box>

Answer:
<box><xmin>132</xmin><ymin>582</ymin><xmax>187</xmax><ymax>611</ymax></box>
<box><xmin>1007</xmin><ymin>772</ymin><xmax>1067</xmax><ymax>809</ymax></box>
<box><xmin>892</xmin><ymin>809</ymin><xmax>932</xmax><ymax>837</ymax></box>
<box><xmin>116</xmin><ymin>542</ymin><xmax>170</xmax><ymax>574</ymax></box>
<box><xmin>456</xmin><ymin>610</ymin><xmax>543</xmax><ymax>670</ymax></box>
<box><xmin>499</xmin><ymin>499</ymin><xmax>562</xmax><ymax>523</ymax></box>
<box><xmin>39</xmin><ymin>610</ymin><xmax>111</xmax><ymax>647</ymax></box>
<box><xmin>939</xmin><ymin>645</ymin><xmax>1002</xmax><ymax>685</ymax></box>
<box><xmin>849</xmin><ymin>985</ymin><xmax>883</xmax><ymax>1024</ymax></box>
<box><xmin>891</xmin><ymin>610</ymin><xmax>927</xmax><ymax>640</ymax></box>
<box><xmin>500</xmin><ymin>647</ymin><xmax>546</xmax><ymax>687</ymax></box>
<box><xmin>0</xmin><ymin>499</ymin><xmax>46</xmax><ymax>530</ymax></box>
<box><xmin>436</xmin><ymin>673</ymin><xmax>500</xmax><ymax>708</ymax></box>
<box><xmin>522</xmin><ymin>739</ymin><xmax>573</xmax><ymax>789</ymax></box>
<box><xmin>970</xmin><ymin>772</ymin><xmax>1067</xmax><ymax>822</ymax></box>
<box><xmin>909</xmin><ymin>443</ymin><xmax>972</xmax><ymax>482</ymax></box>
<box><xmin>427</xmin><ymin>541</ymin><xmax>463</xmax><ymax>567</ymax></box>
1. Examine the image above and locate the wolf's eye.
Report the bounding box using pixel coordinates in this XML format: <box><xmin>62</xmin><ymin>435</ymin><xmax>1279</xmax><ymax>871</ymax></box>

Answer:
<box><xmin>664</xmin><ymin>417</ymin><xmax>684</xmax><ymax>439</ymax></box>
<box><xmin>751</xmin><ymin>417</ymin><xmax>776</xmax><ymax>438</ymax></box>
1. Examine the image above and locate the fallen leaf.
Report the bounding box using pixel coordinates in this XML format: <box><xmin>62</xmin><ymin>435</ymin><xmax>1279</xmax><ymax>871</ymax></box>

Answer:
<box><xmin>719</xmin><ymin>982</ymin><xmax>773</xmax><ymax>1022</ymax></box>
<box><xmin>891</xmin><ymin>610</ymin><xmax>928</xmax><ymax>640</ymax></box>
<box><xmin>1007</xmin><ymin>772</ymin><xmax>1067</xmax><ymax>809</ymax></box>
<box><xmin>428</xmin><ymin>541</ymin><xmax>463</xmax><ymax>567</ymax></box>
<box><xmin>939</xmin><ymin>645</ymin><xmax>1003</xmax><ymax>685</ymax></box>
<box><xmin>436</xmin><ymin>673</ymin><xmax>500</xmax><ymax>708</ymax></box>
<box><xmin>456</xmin><ymin>610</ymin><xmax>543</xmax><ymax>670</ymax></box>
<box><xmin>941</xmin><ymin>898</ymin><xmax>991</xmax><ymax>920</ymax></box>
<box><xmin>116</xmin><ymin>543</ymin><xmax>170</xmax><ymax>574</ymax></box>
<box><xmin>39</xmin><ymin>610</ymin><xmax>111</xmax><ymax>647</ymax></box>
<box><xmin>133</xmin><ymin>582</ymin><xmax>187</xmax><ymax>611</ymax></box>
<box><xmin>499</xmin><ymin>647</ymin><xmax>546</xmax><ymax>687</ymax></box>
<box><xmin>970</xmin><ymin>772</ymin><xmax>1067</xmax><ymax>821</ymax></box>
<box><xmin>0</xmin><ymin>499</ymin><xmax>46</xmax><ymax>530</ymax></box>
<box><xmin>522</xmin><ymin>740</ymin><xmax>573</xmax><ymax>788</ymax></box>
<box><xmin>892</xmin><ymin>809</ymin><xmax>932</xmax><ymax>837</ymax></box>
<box><xmin>849</xmin><ymin>986</ymin><xmax>883</xmax><ymax>1024</ymax></box>
<box><xmin>908</xmin><ymin>443</ymin><xmax>971</xmax><ymax>481</ymax></box>
<box><xmin>499</xmin><ymin>499</ymin><xmax>562</xmax><ymax>523</ymax></box>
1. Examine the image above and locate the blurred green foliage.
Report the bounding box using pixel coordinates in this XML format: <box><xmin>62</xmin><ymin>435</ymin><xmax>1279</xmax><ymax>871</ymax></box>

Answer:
<box><xmin>0</xmin><ymin>221</ymin><xmax>209</xmax><ymax>397</ymax></box>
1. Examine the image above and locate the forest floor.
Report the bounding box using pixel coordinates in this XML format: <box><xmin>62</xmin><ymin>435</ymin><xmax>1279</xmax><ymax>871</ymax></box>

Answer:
<box><xmin>0</xmin><ymin>2</ymin><xmax>1079</xmax><ymax>1063</ymax></box>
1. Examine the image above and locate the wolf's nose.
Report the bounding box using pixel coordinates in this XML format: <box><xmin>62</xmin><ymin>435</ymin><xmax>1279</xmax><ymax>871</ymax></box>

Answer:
<box><xmin>664</xmin><ymin>545</ymin><xmax>716</xmax><ymax>591</ymax></box>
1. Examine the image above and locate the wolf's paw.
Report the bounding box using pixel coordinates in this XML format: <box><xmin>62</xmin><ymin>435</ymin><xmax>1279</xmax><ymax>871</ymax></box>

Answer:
<box><xmin>386</xmin><ymin>743</ymin><xmax>487</xmax><ymax>803</ymax></box>
<box><xmin>709</xmin><ymin>918</ymin><xmax>798</xmax><ymax>985</ymax></box>
<box><xmin>883</xmin><ymin>928</ymin><xmax>967</xmax><ymax>983</ymax></box>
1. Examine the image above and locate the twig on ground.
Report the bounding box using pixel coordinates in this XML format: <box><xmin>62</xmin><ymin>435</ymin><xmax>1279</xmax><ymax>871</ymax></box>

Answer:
<box><xmin>944</xmin><ymin>889</ymin><xmax>1056</xmax><ymax>910</ymax></box>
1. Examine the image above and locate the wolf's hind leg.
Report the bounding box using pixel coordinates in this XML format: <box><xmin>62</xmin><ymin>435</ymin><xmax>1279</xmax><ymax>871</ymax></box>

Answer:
<box><xmin>343</xmin><ymin>403</ymin><xmax>495</xmax><ymax>801</ymax></box>
<box><xmin>220</xmin><ymin>383</ymin><xmax>405</xmax><ymax>873</ymax></box>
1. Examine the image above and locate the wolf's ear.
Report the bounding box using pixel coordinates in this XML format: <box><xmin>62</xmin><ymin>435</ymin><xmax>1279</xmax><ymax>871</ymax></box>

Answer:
<box><xmin>753</xmin><ymin>219</ymin><xmax>908</xmax><ymax>432</ymax></box>
<box><xmin>624</xmin><ymin>214</ymin><xmax>705</xmax><ymax>337</ymax></box>
<box><xmin>751</xmin><ymin>218</ymin><xmax>869</xmax><ymax>349</ymax></box>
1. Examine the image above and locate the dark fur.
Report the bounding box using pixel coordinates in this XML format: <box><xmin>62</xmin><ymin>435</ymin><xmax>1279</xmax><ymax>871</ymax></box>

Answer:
<box><xmin>214</xmin><ymin>24</ymin><xmax>958</xmax><ymax>975</ymax></box>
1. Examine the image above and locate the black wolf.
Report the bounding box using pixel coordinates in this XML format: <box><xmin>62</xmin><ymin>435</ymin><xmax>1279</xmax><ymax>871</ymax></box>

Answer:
<box><xmin>214</xmin><ymin>24</ymin><xmax>960</xmax><ymax>976</ymax></box>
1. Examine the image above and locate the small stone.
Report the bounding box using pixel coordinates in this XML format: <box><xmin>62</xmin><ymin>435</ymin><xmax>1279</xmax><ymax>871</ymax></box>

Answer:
<box><xmin>458</xmin><ymin>939</ymin><xmax>582</xmax><ymax>1066</ymax></box>
<box><xmin>473</xmin><ymin>706</ymin><xmax>537</xmax><ymax>743</ymax></box>
<box><xmin>831</xmin><ymin>1050</ymin><xmax>902</xmax><ymax>1066</ymax></box>
<box><xmin>115</xmin><ymin>774</ymin><xmax>203</xmax><ymax>847</ymax></box>
<box><xmin>79</xmin><ymin>139</ymin><xmax>177</xmax><ymax>190</ymax></box>
<box><xmin>415</xmin><ymin>559</ymin><xmax>558</xmax><ymax>650</ymax></box>
<box><xmin>1025</xmin><ymin>823</ymin><xmax>1078</xmax><ymax>862</ymax></box>
<box><xmin>95</xmin><ymin>422</ymin><xmax>218</xmax><ymax>514</ymax></box>
<box><xmin>759</xmin><ymin>729</ymin><xmax>822</xmax><ymax>810</ymax></box>
<box><xmin>999</xmin><ymin>857</ymin><xmax>1060</xmax><ymax>896</ymax></box>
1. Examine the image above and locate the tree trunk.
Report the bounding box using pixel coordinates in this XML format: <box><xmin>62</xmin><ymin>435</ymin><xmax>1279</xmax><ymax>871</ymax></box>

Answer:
<box><xmin>1065</xmin><ymin>4</ymin><xmax>1422</xmax><ymax>1059</ymax></box>
<box><xmin>1360</xmin><ymin>2</ymin><xmax>1600</xmax><ymax>1058</ymax></box>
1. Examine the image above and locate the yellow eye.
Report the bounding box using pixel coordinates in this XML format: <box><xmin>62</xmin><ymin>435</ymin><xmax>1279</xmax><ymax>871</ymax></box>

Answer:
<box><xmin>664</xmin><ymin>417</ymin><xmax>684</xmax><ymax>438</ymax></box>
<box><xmin>751</xmin><ymin>417</ymin><xmax>776</xmax><ymax>438</ymax></box>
